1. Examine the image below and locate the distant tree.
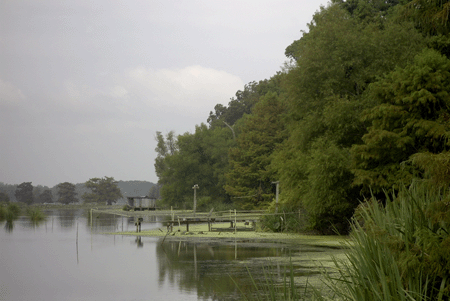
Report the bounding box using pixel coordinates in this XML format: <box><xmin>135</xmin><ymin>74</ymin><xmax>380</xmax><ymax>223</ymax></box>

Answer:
<box><xmin>32</xmin><ymin>186</ymin><xmax>43</xmax><ymax>203</ymax></box>
<box><xmin>225</xmin><ymin>92</ymin><xmax>288</xmax><ymax>209</ymax></box>
<box><xmin>57</xmin><ymin>182</ymin><xmax>78</xmax><ymax>205</ymax></box>
<box><xmin>148</xmin><ymin>185</ymin><xmax>160</xmax><ymax>199</ymax></box>
<box><xmin>15</xmin><ymin>182</ymin><xmax>34</xmax><ymax>205</ymax></box>
<box><xmin>0</xmin><ymin>191</ymin><xmax>10</xmax><ymax>203</ymax></box>
<box><xmin>82</xmin><ymin>177</ymin><xmax>123</xmax><ymax>205</ymax></box>
<box><xmin>154</xmin><ymin>131</ymin><xmax>178</xmax><ymax>181</ymax></box>
<box><xmin>40</xmin><ymin>189</ymin><xmax>53</xmax><ymax>203</ymax></box>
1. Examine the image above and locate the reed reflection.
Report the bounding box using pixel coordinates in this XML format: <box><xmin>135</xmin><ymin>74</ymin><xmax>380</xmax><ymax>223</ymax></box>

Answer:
<box><xmin>155</xmin><ymin>239</ymin><xmax>286</xmax><ymax>300</ymax></box>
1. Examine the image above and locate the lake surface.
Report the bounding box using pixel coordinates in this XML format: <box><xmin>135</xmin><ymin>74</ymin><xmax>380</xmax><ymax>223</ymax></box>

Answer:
<box><xmin>0</xmin><ymin>209</ymin><xmax>343</xmax><ymax>300</ymax></box>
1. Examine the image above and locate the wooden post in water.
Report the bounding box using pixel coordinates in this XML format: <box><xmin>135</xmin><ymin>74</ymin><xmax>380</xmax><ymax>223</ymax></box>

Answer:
<box><xmin>76</xmin><ymin>221</ymin><xmax>79</xmax><ymax>264</ymax></box>
<box><xmin>192</xmin><ymin>184</ymin><xmax>199</xmax><ymax>216</ymax></box>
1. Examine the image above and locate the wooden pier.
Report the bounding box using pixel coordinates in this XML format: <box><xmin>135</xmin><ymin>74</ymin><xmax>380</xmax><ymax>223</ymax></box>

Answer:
<box><xmin>165</xmin><ymin>210</ymin><xmax>260</xmax><ymax>233</ymax></box>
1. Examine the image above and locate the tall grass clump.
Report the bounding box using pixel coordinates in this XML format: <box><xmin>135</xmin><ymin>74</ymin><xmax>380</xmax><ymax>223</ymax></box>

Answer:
<box><xmin>5</xmin><ymin>203</ymin><xmax>21</xmax><ymax>222</ymax></box>
<box><xmin>26</xmin><ymin>207</ymin><xmax>46</xmax><ymax>222</ymax></box>
<box><xmin>315</xmin><ymin>182</ymin><xmax>450</xmax><ymax>300</ymax></box>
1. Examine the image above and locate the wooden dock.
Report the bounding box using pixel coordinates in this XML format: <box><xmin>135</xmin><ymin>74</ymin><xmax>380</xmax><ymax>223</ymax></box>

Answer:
<box><xmin>165</xmin><ymin>210</ymin><xmax>261</xmax><ymax>232</ymax></box>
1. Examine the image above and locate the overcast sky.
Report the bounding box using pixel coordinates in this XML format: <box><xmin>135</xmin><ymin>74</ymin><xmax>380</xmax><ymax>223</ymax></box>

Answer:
<box><xmin>0</xmin><ymin>0</ymin><xmax>329</xmax><ymax>188</ymax></box>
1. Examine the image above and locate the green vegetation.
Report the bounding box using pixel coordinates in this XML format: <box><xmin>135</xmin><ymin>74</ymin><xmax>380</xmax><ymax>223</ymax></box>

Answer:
<box><xmin>15</xmin><ymin>182</ymin><xmax>34</xmax><ymax>205</ymax></box>
<box><xmin>57</xmin><ymin>182</ymin><xmax>78</xmax><ymax>204</ymax></box>
<box><xmin>82</xmin><ymin>176</ymin><xmax>123</xmax><ymax>205</ymax></box>
<box><xmin>154</xmin><ymin>0</ymin><xmax>450</xmax><ymax>234</ymax></box>
<box><xmin>26</xmin><ymin>207</ymin><xmax>46</xmax><ymax>222</ymax></box>
<box><xmin>312</xmin><ymin>183</ymin><xmax>450</xmax><ymax>300</ymax></box>
<box><xmin>0</xmin><ymin>202</ymin><xmax>21</xmax><ymax>222</ymax></box>
<box><xmin>149</xmin><ymin>1</ymin><xmax>450</xmax><ymax>298</ymax></box>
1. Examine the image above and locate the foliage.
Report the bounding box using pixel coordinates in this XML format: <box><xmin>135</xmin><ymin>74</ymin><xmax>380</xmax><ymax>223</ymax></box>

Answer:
<box><xmin>0</xmin><ymin>191</ymin><xmax>10</xmax><ymax>203</ymax></box>
<box><xmin>39</xmin><ymin>189</ymin><xmax>53</xmax><ymax>203</ymax></box>
<box><xmin>352</xmin><ymin>49</ymin><xmax>450</xmax><ymax>194</ymax></box>
<box><xmin>260</xmin><ymin>206</ymin><xmax>306</xmax><ymax>233</ymax></box>
<box><xmin>26</xmin><ymin>207</ymin><xmax>46</xmax><ymax>222</ymax></box>
<box><xmin>401</xmin><ymin>0</ymin><xmax>450</xmax><ymax>36</ymax></box>
<box><xmin>82</xmin><ymin>177</ymin><xmax>123</xmax><ymax>205</ymax></box>
<box><xmin>315</xmin><ymin>183</ymin><xmax>450</xmax><ymax>300</ymax></box>
<box><xmin>271</xmin><ymin>1</ymin><xmax>425</xmax><ymax>232</ymax></box>
<box><xmin>57</xmin><ymin>182</ymin><xmax>78</xmax><ymax>205</ymax></box>
<box><xmin>0</xmin><ymin>205</ymin><xmax>5</xmax><ymax>221</ymax></box>
<box><xmin>195</xmin><ymin>196</ymin><xmax>234</xmax><ymax>212</ymax></box>
<box><xmin>15</xmin><ymin>182</ymin><xmax>34</xmax><ymax>205</ymax></box>
<box><xmin>0</xmin><ymin>202</ymin><xmax>21</xmax><ymax>222</ymax></box>
<box><xmin>0</xmin><ymin>182</ymin><xmax>18</xmax><ymax>202</ymax></box>
<box><xmin>156</xmin><ymin>124</ymin><xmax>234</xmax><ymax>208</ymax></box>
<box><xmin>154</xmin><ymin>131</ymin><xmax>178</xmax><ymax>181</ymax></box>
<box><xmin>225</xmin><ymin>92</ymin><xmax>288</xmax><ymax>209</ymax></box>
<box><xmin>148</xmin><ymin>184</ymin><xmax>161</xmax><ymax>199</ymax></box>
<box><xmin>207</xmin><ymin>75</ymin><xmax>285</xmax><ymax>129</ymax></box>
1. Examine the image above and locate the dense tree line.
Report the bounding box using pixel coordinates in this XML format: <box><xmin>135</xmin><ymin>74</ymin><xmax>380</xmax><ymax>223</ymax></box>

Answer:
<box><xmin>155</xmin><ymin>0</ymin><xmax>450</xmax><ymax>234</ymax></box>
<box><xmin>0</xmin><ymin>179</ymin><xmax>156</xmax><ymax>206</ymax></box>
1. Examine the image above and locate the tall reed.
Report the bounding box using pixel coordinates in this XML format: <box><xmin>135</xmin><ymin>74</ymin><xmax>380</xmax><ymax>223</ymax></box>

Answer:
<box><xmin>314</xmin><ymin>182</ymin><xmax>450</xmax><ymax>301</ymax></box>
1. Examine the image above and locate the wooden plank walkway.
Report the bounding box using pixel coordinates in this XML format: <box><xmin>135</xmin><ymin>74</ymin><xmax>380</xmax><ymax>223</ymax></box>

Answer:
<box><xmin>166</xmin><ymin>216</ymin><xmax>258</xmax><ymax>232</ymax></box>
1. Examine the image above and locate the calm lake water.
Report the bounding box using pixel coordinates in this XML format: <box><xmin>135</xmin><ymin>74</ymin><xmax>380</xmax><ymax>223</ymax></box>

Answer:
<box><xmin>0</xmin><ymin>209</ymin><xmax>343</xmax><ymax>300</ymax></box>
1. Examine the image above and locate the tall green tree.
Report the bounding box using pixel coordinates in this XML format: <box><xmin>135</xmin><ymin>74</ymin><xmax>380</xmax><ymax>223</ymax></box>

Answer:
<box><xmin>15</xmin><ymin>182</ymin><xmax>34</xmax><ymax>205</ymax></box>
<box><xmin>225</xmin><ymin>92</ymin><xmax>288</xmax><ymax>209</ymax></box>
<box><xmin>39</xmin><ymin>189</ymin><xmax>53</xmax><ymax>203</ymax></box>
<box><xmin>154</xmin><ymin>131</ymin><xmax>178</xmax><ymax>181</ymax></box>
<box><xmin>82</xmin><ymin>177</ymin><xmax>123</xmax><ymax>205</ymax></box>
<box><xmin>57</xmin><ymin>182</ymin><xmax>78</xmax><ymax>205</ymax></box>
<box><xmin>352</xmin><ymin>49</ymin><xmax>450</xmax><ymax>193</ymax></box>
<box><xmin>272</xmin><ymin>1</ymin><xmax>425</xmax><ymax>232</ymax></box>
<box><xmin>402</xmin><ymin>0</ymin><xmax>450</xmax><ymax>36</ymax></box>
<box><xmin>156</xmin><ymin>124</ymin><xmax>234</xmax><ymax>207</ymax></box>
<box><xmin>208</xmin><ymin>75</ymin><xmax>285</xmax><ymax>129</ymax></box>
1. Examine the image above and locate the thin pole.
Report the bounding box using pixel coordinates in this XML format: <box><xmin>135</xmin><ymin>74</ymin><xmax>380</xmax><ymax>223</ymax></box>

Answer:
<box><xmin>76</xmin><ymin>221</ymin><xmax>79</xmax><ymax>264</ymax></box>
<box><xmin>234</xmin><ymin>209</ymin><xmax>237</xmax><ymax>234</ymax></box>
<box><xmin>272</xmin><ymin>181</ymin><xmax>280</xmax><ymax>213</ymax></box>
<box><xmin>192</xmin><ymin>184</ymin><xmax>199</xmax><ymax>217</ymax></box>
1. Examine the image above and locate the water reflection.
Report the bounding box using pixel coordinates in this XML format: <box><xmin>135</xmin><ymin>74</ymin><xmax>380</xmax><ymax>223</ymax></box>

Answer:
<box><xmin>156</xmin><ymin>239</ymin><xmax>294</xmax><ymax>300</ymax></box>
<box><xmin>56</xmin><ymin>209</ymin><xmax>77</xmax><ymax>228</ymax></box>
<box><xmin>1</xmin><ymin>210</ymin><xmax>344</xmax><ymax>301</ymax></box>
<box><xmin>4</xmin><ymin>220</ymin><xmax>14</xmax><ymax>232</ymax></box>
<box><xmin>135</xmin><ymin>236</ymin><xmax>144</xmax><ymax>248</ymax></box>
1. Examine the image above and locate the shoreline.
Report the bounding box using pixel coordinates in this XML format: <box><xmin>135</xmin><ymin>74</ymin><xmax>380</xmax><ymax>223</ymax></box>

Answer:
<box><xmin>105</xmin><ymin>222</ymin><xmax>349</xmax><ymax>247</ymax></box>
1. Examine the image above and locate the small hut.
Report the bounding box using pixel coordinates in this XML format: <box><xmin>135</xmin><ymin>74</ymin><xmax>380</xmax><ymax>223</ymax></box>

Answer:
<box><xmin>127</xmin><ymin>196</ymin><xmax>156</xmax><ymax>211</ymax></box>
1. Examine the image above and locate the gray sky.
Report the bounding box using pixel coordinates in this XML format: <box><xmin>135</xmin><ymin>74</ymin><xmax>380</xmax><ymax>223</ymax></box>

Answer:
<box><xmin>1</xmin><ymin>0</ymin><xmax>328</xmax><ymax>188</ymax></box>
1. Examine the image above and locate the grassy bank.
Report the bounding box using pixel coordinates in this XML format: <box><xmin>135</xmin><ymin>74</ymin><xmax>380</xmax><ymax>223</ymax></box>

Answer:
<box><xmin>107</xmin><ymin>222</ymin><xmax>348</xmax><ymax>247</ymax></box>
